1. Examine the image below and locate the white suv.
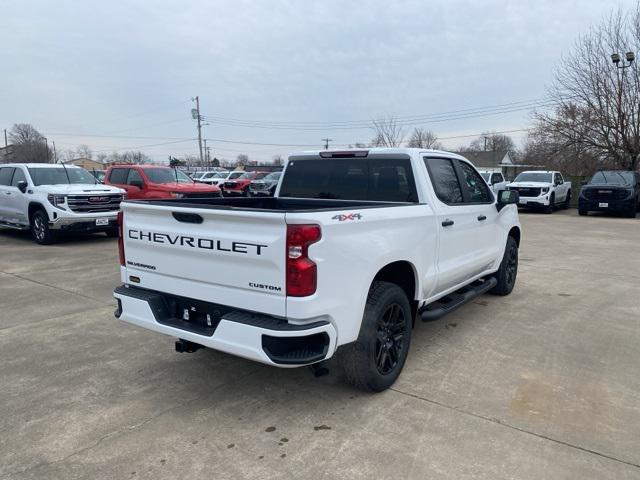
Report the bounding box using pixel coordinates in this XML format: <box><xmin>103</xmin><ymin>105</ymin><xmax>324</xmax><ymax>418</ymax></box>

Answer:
<box><xmin>0</xmin><ymin>163</ymin><xmax>125</xmax><ymax>244</ymax></box>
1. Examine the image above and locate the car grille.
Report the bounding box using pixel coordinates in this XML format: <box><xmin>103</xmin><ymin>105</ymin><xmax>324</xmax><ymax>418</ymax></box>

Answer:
<box><xmin>225</xmin><ymin>181</ymin><xmax>237</xmax><ymax>188</ymax></box>
<box><xmin>510</xmin><ymin>187</ymin><xmax>541</xmax><ymax>197</ymax></box>
<box><xmin>582</xmin><ymin>188</ymin><xmax>628</xmax><ymax>200</ymax></box>
<box><xmin>67</xmin><ymin>194</ymin><xmax>123</xmax><ymax>213</ymax></box>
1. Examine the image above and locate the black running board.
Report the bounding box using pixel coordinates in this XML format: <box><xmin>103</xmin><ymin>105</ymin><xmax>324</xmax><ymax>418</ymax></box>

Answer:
<box><xmin>420</xmin><ymin>277</ymin><xmax>497</xmax><ymax>322</ymax></box>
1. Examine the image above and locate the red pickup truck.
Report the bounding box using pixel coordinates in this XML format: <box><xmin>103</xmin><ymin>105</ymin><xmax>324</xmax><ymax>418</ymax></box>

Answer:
<box><xmin>104</xmin><ymin>165</ymin><xmax>221</xmax><ymax>200</ymax></box>
<box><xmin>223</xmin><ymin>171</ymin><xmax>268</xmax><ymax>196</ymax></box>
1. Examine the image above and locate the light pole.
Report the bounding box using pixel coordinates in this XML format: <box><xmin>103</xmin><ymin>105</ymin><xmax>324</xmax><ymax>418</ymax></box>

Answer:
<box><xmin>611</xmin><ymin>51</ymin><xmax>635</xmax><ymax>167</ymax></box>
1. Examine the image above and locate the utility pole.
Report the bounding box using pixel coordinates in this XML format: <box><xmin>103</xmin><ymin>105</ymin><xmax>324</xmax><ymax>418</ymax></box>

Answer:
<box><xmin>3</xmin><ymin>129</ymin><xmax>7</xmax><ymax>148</ymax></box>
<box><xmin>322</xmin><ymin>138</ymin><xmax>333</xmax><ymax>150</ymax></box>
<box><xmin>53</xmin><ymin>141</ymin><xmax>58</xmax><ymax>163</ymax></box>
<box><xmin>483</xmin><ymin>136</ymin><xmax>490</xmax><ymax>151</ymax></box>
<box><xmin>192</xmin><ymin>96</ymin><xmax>204</xmax><ymax>164</ymax></box>
<box><xmin>45</xmin><ymin>137</ymin><xmax>50</xmax><ymax>163</ymax></box>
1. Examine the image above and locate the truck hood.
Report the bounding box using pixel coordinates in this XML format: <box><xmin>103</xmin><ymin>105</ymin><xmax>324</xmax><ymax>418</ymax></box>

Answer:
<box><xmin>508</xmin><ymin>182</ymin><xmax>553</xmax><ymax>188</ymax></box>
<box><xmin>38</xmin><ymin>184</ymin><xmax>125</xmax><ymax>195</ymax></box>
<box><xmin>582</xmin><ymin>183</ymin><xmax>630</xmax><ymax>189</ymax></box>
<box><xmin>152</xmin><ymin>182</ymin><xmax>220</xmax><ymax>192</ymax></box>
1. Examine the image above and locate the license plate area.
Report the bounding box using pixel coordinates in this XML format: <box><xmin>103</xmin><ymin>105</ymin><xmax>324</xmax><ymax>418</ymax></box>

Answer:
<box><xmin>96</xmin><ymin>218</ymin><xmax>109</xmax><ymax>226</ymax></box>
<box><xmin>599</xmin><ymin>202</ymin><xmax>608</xmax><ymax>208</ymax></box>
<box><xmin>158</xmin><ymin>294</ymin><xmax>233</xmax><ymax>336</ymax></box>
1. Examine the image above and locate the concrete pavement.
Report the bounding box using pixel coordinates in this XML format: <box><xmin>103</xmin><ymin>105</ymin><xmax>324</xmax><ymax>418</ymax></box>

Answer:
<box><xmin>1</xmin><ymin>210</ymin><xmax>639</xmax><ymax>479</ymax></box>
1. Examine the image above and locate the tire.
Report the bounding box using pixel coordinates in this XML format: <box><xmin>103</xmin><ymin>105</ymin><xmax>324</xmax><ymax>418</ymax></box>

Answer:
<box><xmin>105</xmin><ymin>228</ymin><xmax>119</xmax><ymax>238</ymax></box>
<box><xmin>490</xmin><ymin>236</ymin><xmax>518</xmax><ymax>296</ymax></box>
<box><xmin>243</xmin><ymin>188</ymin><xmax>251</xmax><ymax>197</ymax></box>
<box><xmin>578</xmin><ymin>209</ymin><xmax>588</xmax><ymax>216</ymax></box>
<box><xmin>339</xmin><ymin>281</ymin><xmax>412</xmax><ymax>392</ymax></box>
<box><xmin>30</xmin><ymin>209</ymin><xmax>57</xmax><ymax>245</ymax></box>
<box><xmin>544</xmin><ymin>194</ymin><xmax>555</xmax><ymax>214</ymax></box>
<box><xmin>563</xmin><ymin>190</ymin><xmax>571</xmax><ymax>209</ymax></box>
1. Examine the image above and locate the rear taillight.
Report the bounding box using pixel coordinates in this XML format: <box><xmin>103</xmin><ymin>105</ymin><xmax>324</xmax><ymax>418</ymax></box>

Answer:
<box><xmin>286</xmin><ymin>224</ymin><xmax>321</xmax><ymax>297</ymax></box>
<box><xmin>117</xmin><ymin>211</ymin><xmax>125</xmax><ymax>266</ymax></box>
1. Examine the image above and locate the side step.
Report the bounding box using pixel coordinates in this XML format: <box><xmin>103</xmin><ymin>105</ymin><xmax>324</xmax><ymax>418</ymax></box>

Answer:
<box><xmin>420</xmin><ymin>277</ymin><xmax>497</xmax><ymax>322</ymax></box>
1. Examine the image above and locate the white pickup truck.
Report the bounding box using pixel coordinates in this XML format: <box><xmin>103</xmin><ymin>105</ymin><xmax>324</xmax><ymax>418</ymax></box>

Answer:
<box><xmin>507</xmin><ymin>170</ymin><xmax>571</xmax><ymax>213</ymax></box>
<box><xmin>0</xmin><ymin>163</ymin><xmax>125</xmax><ymax>244</ymax></box>
<box><xmin>114</xmin><ymin>148</ymin><xmax>521</xmax><ymax>391</ymax></box>
<box><xmin>478</xmin><ymin>170</ymin><xmax>510</xmax><ymax>194</ymax></box>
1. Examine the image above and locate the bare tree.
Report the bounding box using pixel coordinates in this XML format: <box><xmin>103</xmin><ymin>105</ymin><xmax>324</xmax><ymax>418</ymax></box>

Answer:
<box><xmin>370</xmin><ymin>117</ymin><xmax>405</xmax><ymax>147</ymax></box>
<box><xmin>104</xmin><ymin>151</ymin><xmax>150</xmax><ymax>164</ymax></box>
<box><xmin>536</xmin><ymin>6</ymin><xmax>640</xmax><ymax>170</ymax></box>
<box><xmin>7</xmin><ymin>123</ymin><xmax>51</xmax><ymax>163</ymax></box>
<box><xmin>462</xmin><ymin>131</ymin><xmax>516</xmax><ymax>152</ymax></box>
<box><xmin>406</xmin><ymin>128</ymin><xmax>442</xmax><ymax>149</ymax></box>
<box><xmin>236</xmin><ymin>154</ymin><xmax>249</xmax><ymax>165</ymax></box>
<box><xmin>76</xmin><ymin>144</ymin><xmax>93</xmax><ymax>159</ymax></box>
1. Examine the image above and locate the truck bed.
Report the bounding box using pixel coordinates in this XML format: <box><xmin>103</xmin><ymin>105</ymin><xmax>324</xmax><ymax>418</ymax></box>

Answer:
<box><xmin>129</xmin><ymin>196</ymin><xmax>416</xmax><ymax>212</ymax></box>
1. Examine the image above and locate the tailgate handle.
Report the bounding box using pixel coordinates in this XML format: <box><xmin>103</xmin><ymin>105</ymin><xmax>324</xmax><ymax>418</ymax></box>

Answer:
<box><xmin>172</xmin><ymin>212</ymin><xmax>203</xmax><ymax>224</ymax></box>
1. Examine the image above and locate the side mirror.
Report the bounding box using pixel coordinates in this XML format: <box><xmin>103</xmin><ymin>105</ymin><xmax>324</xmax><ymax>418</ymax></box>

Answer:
<box><xmin>497</xmin><ymin>189</ymin><xmax>518</xmax><ymax>211</ymax></box>
<box><xmin>129</xmin><ymin>180</ymin><xmax>144</xmax><ymax>189</ymax></box>
<box><xmin>17</xmin><ymin>180</ymin><xmax>28</xmax><ymax>193</ymax></box>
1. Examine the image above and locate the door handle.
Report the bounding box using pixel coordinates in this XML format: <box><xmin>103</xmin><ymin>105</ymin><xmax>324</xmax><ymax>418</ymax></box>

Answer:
<box><xmin>477</xmin><ymin>215</ymin><xmax>487</xmax><ymax>221</ymax></box>
<box><xmin>441</xmin><ymin>219</ymin><xmax>454</xmax><ymax>227</ymax></box>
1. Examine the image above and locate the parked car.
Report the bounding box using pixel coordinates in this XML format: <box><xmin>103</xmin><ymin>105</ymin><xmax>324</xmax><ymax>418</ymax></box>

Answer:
<box><xmin>478</xmin><ymin>170</ymin><xmax>509</xmax><ymax>194</ymax></box>
<box><xmin>579</xmin><ymin>170</ymin><xmax>640</xmax><ymax>217</ymax></box>
<box><xmin>0</xmin><ymin>163</ymin><xmax>125</xmax><ymax>244</ymax></box>
<box><xmin>114</xmin><ymin>148</ymin><xmax>521</xmax><ymax>392</ymax></box>
<box><xmin>104</xmin><ymin>165</ymin><xmax>221</xmax><ymax>200</ymax></box>
<box><xmin>249</xmin><ymin>171</ymin><xmax>282</xmax><ymax>196</ymax></box>
<box><xmin>190</xmin><ymin>171</ymin><xmax>206</xmax><ymax>181</ymax></box>
<box><xmin>507</xmin><ymin>170</ymin><xmax>571</xmax><ymax>213</ymax></box>
<box><xmin>222</xmin><ymin>171</ymin><xmax>268</xmax><ymax>196</ymax></box>
<box><xmin>197</xmin><ymin>171</ymin><xmax>229</xmax><ymax>187</ymax></box>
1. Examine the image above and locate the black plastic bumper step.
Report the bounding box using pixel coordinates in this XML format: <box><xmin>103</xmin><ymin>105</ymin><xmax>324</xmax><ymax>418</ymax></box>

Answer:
<box><xmin>420</xmin><ymin>277</ymin><xmax>497</xmax><ymax>322</ymax></box>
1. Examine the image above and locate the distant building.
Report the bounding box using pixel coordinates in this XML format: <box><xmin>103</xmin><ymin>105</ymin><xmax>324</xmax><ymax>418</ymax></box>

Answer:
<box><xmin>458</xmin><ymin>150</ymin><xmax>538</xmax><ymax>180</ymax></box>
<box><xmin>63</xmin><ymin>157</ymin><xmax>106</xmax><ymax>170</ymax></box>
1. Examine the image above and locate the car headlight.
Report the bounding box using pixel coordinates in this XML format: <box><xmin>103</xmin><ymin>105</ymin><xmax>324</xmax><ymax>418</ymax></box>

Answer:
<box><xmin>541</xmin><ymin>187</ymin><xmax>549</xmax><ymax>194</ymax></box>
<box><xmin>170</xmin><ymin>192</ymin><xmax>185</xmax><ymax>199</ymax></box>
<box><xmin>47</xmin><ymin>194</ymin><xmax>66</xmax><ymax>209</ymax></box>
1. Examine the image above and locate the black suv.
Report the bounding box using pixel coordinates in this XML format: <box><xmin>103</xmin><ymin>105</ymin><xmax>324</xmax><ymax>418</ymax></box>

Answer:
<box><xmin>579</xmin><ymin>171</ymin><xmax>639</xmax><ymax>218</ymax></box>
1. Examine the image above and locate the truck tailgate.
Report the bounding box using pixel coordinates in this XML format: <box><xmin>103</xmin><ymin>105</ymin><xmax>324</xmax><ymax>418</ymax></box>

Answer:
<box><xmin>121</xmin><ymin>202</ymin><xmax>287</xmax><ymax>317</ymax></box>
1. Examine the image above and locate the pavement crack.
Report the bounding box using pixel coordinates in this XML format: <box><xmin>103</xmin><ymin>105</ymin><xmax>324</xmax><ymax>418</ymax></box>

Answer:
<box><xmin>389</xmin><ymin>387</ymin><xmax>640</xmax><ymax>470</ymax></box>
<box><xmin>0</xmin><ymin>270</ymin><xmax>111</xmax><ymax>306</ymax></box>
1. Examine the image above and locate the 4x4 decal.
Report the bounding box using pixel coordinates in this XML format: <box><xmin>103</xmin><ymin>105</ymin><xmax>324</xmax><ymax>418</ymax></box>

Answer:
<box><xmin>332</xmin><ymin>213</ymin><xmax>362</xmax><ymax>222</ymax></box>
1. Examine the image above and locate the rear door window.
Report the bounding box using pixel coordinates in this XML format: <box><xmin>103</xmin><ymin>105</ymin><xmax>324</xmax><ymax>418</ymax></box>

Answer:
<box><xmin>0</xmin><ymin>167</ymin><xmax>15</xmax><ymax>186</ymax></box>
<box><xmin>279</xmin><ymin>157</ymin><xmax>418</xmax><ymax>202</ymax></box>
<box><xmin>108</xmin><ymin>168</ymin><xmax>129</xmax><ymax>184</ymax></box>
<box><xmin>424</xmin><ymin>158</ymin><xmax>463</xmax><ymax>204</ymax></box>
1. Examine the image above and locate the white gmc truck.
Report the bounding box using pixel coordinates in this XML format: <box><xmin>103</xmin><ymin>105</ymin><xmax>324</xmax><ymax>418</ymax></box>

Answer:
<box><xmin>0</xmin><ymin>163</ymin><xmax>125</xmax><ymax>244</ymax></box>
<box><xmin>507</xmin><ymin>170</ymin><xmax>571</xmax><ymax>213</ymax></box>
<box><xmin>114</xmin><ymin>148</ymin><xmax>521</xmax><ymax>391</ymax></box>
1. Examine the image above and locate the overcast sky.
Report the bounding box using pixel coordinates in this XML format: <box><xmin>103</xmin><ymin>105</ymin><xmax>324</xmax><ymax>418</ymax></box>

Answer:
<box><xmin>1</xmin><ymin>0</ymin><xmax>635</xmax><ymax>162</ymax></box>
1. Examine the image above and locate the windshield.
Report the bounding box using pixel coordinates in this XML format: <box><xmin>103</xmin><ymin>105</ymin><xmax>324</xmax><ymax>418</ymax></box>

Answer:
<box><xmin>228</xmin><ymin>172</ymin><xmax>244</xmax><ymax>180</ymax></box>
<box><xmin>480</xmin><ymin>173</ymin><xmax>490</xmax><ymax>181</ymax></box>
<box><xmin>514</xmin><ymin>172</ymin><xmax>552</xmax><ymax>183</ymax></box>
<box><xmin>144</xmin><ymin>168</ymin><xmax>193</xmax><ymax>184</ymax></box>
<box><xmin>28</xmin><ymin>167</ymin><xmax>97</xmax><ymax>186</ymax></box>
<box><xmin>589</xmin><ymin>171</ymin><xmax>633</xmax><ymax>185</ymax></box>
<box><xmin>240</xmin><ymin>172</ymin><xmax>267</xmax><ymax>180</ymax></box>
<box><xmin>192</xmin><ymin>172</ymin><xmax>205</xmax><ymax>179</ymax></box>
<box><xmin>265</xmin><ymin>172</ymin><xmax>281</xmax><ymax>181</ymax></box>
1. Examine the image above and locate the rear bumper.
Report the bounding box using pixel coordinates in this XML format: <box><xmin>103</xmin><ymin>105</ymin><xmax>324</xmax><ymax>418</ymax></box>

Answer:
<box><xmin>113</xmin><ymin>285</ymin><xmax>337</xmax><ymax>367</ymax></box>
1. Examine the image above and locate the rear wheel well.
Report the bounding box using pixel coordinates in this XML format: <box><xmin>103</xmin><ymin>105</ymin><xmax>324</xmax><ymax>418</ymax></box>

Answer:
<box><xmin>508</xmin><ymin>226</ymin><xmax>521</xmax><ymax>247</ymax></box>
<box><xmin>372</xmin><ymin>261</ymin><xmax>417</xmax><ymax>324</ymax></box>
